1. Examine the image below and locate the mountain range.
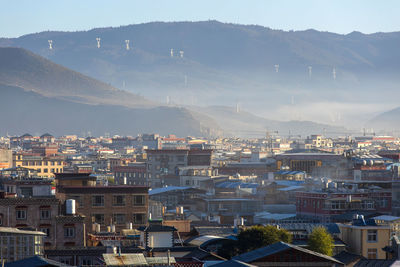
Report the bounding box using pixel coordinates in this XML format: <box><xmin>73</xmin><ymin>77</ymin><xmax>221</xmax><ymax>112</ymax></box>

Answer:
<box><xmin>0</xmin><ymin>46</ymin><xmax>349</xmax><ymax>137</ymax></box>
<box><xmin>1</xmin><ymin>20</ymin><xmax>399</xmax><ymax>129</ymax></box>
<box><xmin>1</xmin><ymin>21</ymin><xmax>399</xmax><ymax>135</ymax></box>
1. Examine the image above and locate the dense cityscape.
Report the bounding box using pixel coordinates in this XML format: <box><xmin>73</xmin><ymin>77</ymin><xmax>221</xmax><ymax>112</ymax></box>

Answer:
<box><xmin>1</xmin><ymin>1</ymin><xmax>400</xmax><ymax>266</ymax></box>
<box><xmin>1</xmin><ymin>132</ymin><xmax>400</xmax><ymax>266</ymax></box>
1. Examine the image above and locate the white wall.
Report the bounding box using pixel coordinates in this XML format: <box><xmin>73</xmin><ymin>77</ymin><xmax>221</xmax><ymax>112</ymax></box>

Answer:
<box><xmin>148</xmin><ymin>232</ymin><xmax>172</xmax><ymax>248</ymax></box>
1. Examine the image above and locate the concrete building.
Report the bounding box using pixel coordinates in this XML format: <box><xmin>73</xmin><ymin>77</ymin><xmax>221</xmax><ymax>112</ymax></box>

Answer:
<box><xmin>0</xmin><ymin>148</ymin><xmax>12</xmax><ymax>170</ymax></box>
<box><xmin>146</xmin><ymin>148</ymin><xmax>213</xmax><ymax>187</ymax></box>
<box><xmin>339</xmin><ymin>216</ymin><xmax>392</xmax><ymax>259</ymax></box>
<box><xmin>13</xmin><ymin>153</ymin><xmax>64</xmax><ymax>178</ymax></box>
<box><xmin>55</xmin><ymin>173</ymin><xmax>149</xmax><ymax>234</ymax></box>
<box><xmin>0</xmin><ymin>227</ymin><xmax>45</xmax><ymax>263</ymax></box>
<box><xmin>296</xmin><ymin>189</ymin><xmax>392</xmax><ymax>222</ymax></box>
<box><xmin>113</xmin><ymin>163</ymin><xmax>148</xmax><ymax>186</ymax></box>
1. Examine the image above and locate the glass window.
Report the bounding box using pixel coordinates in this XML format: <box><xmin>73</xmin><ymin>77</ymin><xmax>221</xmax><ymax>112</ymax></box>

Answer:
<box><xmin>20</xmin><ymin>187</ymin><xmax>33</xmax><ymax>198</ymax></box>
<box><xmin>113</xmin><ymin>214</ymin><xmax>126</xmax><ymax>225</ymax></box>
<box><xmin>92</xmin><ymin>195</ymin><xmax>104</xmax><ymax>207</ymax></box>
<box><xmin>367</xmin><ymin>248</ymin><xmax>377</xmax><ymax>259</ymax></box>
<box><xmin>16</xmin><ymin>210</ymin><xmax>27</xmax><ymax>220</ymax></box>
<box><xmin>93</xmin><ymin>214</ymin><xmax>104</xmax><ymax>224</ymax></box>
<box><xmin>133</xmin><ymin>195</ymin><xmax>145</xmax><ymax>206</ymax></box>
<box><xmin>64</xmin><ymin>227</ymin><xmax>75</xmax><ymax>238</ymax></box>
<box><xmin>40</xmin><ymin>210</ymin><xmax>51</xmax><ymax>220</ymax></box>
<box><xmin>133</xmin><ymin>213</ymin><xmax>146</xmax><ymax>224</ymax></box>
<box><xmin>113</xmin><ymin>195</ymin><xmax>126</xmax><ymax>206</ymax></box>
<box><xmin>367</xmin><ymin>230</ymin><xmax>377</xmax><ymax>242</ymax></box>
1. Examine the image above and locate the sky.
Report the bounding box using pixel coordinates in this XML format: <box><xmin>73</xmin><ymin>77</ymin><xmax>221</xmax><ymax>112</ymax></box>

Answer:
<box><xmin>1</xmin><ymin>0</ymin><xmax>399</xmax><ymax>38</ymax></box>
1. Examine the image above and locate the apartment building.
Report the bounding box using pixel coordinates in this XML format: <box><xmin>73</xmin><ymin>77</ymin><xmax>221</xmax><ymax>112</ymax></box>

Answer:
<box><xmin>13</xmin><ymin>153</ymin><xmax>64</xmax><ymax>178</ymax></box>
<box><xmin>146</xmin><ymin>148</ymin><xmax>213</xmax><ymax>187</ymax></box>
<box><xmin>55</xmin><ymin>173</ymin><xmax>149</xmax><ymax>234</ymax></box>
<box><xmin>0</xmin><ymin>227</ymin><xmax>45</xmax><ymax>262</ymax></box>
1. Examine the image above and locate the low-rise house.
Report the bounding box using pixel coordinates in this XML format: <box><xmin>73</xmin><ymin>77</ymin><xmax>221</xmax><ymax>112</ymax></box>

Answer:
<box><xmin>339</xmin><ymin>215</ymin><xmax>392</xmax><ymax>259</ymax></box>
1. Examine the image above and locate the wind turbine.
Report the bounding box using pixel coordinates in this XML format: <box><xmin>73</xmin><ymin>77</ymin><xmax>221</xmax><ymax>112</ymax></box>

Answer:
<box><xmin>96</xmin><ymin>37</ymin><xmax>101</xmax><ymax>48</ymax></box>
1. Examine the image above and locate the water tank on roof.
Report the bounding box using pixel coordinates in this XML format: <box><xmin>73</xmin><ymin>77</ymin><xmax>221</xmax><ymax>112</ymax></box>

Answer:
<box><xmin>66</xmin><ymin>199</ymin><xmax>76</xmax><ymax>215</ymax></box>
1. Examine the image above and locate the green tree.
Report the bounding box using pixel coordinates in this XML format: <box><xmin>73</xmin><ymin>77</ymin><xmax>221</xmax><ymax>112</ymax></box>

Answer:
<box><xmin>237</xmin><ymin>225</ymin><xmax>292</xmax><ymax>253</ymax></box>
<box><xmin>307</xmin><ymin>226</ymin><xmax>334</xmax><ymax>256</ymax></box>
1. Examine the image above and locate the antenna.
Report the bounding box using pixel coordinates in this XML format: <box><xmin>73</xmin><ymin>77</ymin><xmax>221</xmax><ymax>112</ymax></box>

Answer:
<box><xmin>170</xmin><ymin>49</ymin><xmax>174</xmax><ymax>57</ymax></box>
<box><xmin>274</xmin><ymin>64</ymin><xmax>279</xmax><ymax>73</ymax></box>
<box><xmin>308</xmin><ymin>66</ymin><xmax>312</xmax><ymax>78</ymax></box>
<box><xmin>179</xmin><ymin>50</ymin><xmax>184</xmax><ymax>58</ymax></box>
<box><xmin>48</xmin><ymin>40</ymin><xmax>53</xmax><ymax>50</ymax></box>
<box><xmin>96</xmin><ymin>37</ymin><xmax>101</xmax><ymax>48</ymax></box>
<box><xmin>332</xmin><ymin>67</ymin><xmax>336</xmax><ymax>80</ymax></box>
<box><xmin>125</xmin><ymin>40</ymin><xmax>130</xmax><ymax>50</ymax></box>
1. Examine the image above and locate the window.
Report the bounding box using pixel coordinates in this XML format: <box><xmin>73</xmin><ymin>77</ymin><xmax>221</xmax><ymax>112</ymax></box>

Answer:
<box><xmin>16</xmin><ymin>209</ymin><xmax>26</xmax><ymax>220</ymax></box>
<box><xmin>362</xmin><ymin>200</ymin><xmax>374</xmax><ymax>210</ymax></box>
<box><xmin>133</xmin><ymin>213</ymin><xmax>146</xmax><ymax>224</ymax></box>
<box><xmin>40</xmin><ymin>228</ymin><xmax>50</xmax><ymax>237</ymax></box>
<box><xmin>367</xmin><ymin>248</ymin><xmax>377</xmax><ymax>259</ymax></box>
<box><xmin>133</xmin><ymin>195</ymin><xmax>145</xmax><ymax>206</ymax></box>
<box><xmin>113</xmin><ymin>195</ymin><xmax>126</xmax><ymax>206</ymax></box>
<box><xmin>44</xmin><ymin>168</ymin><xmax>48</xmax><ymax>173</ymax></box>
<box><xmin>93</xmin><ymin>214</ymin><xmax>104</xmax><ymax>224</ymax></box>
<box><xmin>40</xmin><ymin>210</ymin><xmax>51</xmax><ymax>220</ymax></box>
<box><xmin>113</xmin><ymin>214</ymin><xmax>126</xmax><ymax>225</ymax></box>
<box><xmin>0</xmin><ymin>214</ymin><xmax>3</xmax><ymax>226</ymax></box>
<box><xmin>81</xmin><ymin>258</ymin><xmax>93</xmax><ymax>266</ymax></box>
<box><xmin>92</xmin><ymin>195</ymin><xmax>104</xmax><ymax>207</ymax></box>
<box><xmin>367</xmin><ymin>230</ymin><xmax>377</xmax><ymax>242</ymax></box>
<box><xmin>64</xmin><ymin>227</ymin><xmax>75</xmax><ymax>238</ymax></box>
<box><xmin>331</xmin><ymin>201</ymin><xmax>345</xmax><ymax>210</ymax></box>
<box><xmin>20</xmin><ymin>187</ymin><xmax>33</xmax><ymax>197</ymax></box>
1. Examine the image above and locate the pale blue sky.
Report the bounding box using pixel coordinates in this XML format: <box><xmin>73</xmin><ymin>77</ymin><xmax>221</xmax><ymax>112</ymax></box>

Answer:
<box><xmin>1</xmin><ymin>0</ymin><xmax>399</xmax><ymax>38</ymax></box>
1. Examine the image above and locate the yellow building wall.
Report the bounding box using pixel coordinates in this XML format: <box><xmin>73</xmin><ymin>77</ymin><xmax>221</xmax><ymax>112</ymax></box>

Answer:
<box><xmin>339</xmin><ymin>225</ymin><xmax>390</xmax><ymax>259</ymax></box>
<box><xmin>14</xmin><ymin>158</ymin><xmax>64</xmax><ymax>178</ymax></box>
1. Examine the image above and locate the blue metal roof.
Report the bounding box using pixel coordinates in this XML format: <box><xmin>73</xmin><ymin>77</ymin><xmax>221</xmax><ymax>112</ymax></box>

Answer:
<box><xmin>275</xmin><ymin>170</ymin><xmax>306</xmax><ymax>175</ymax></box>
<box><xmin>215</xmin><ymin>181</ymin><xmax>259</xmax><ymax>189</ymax></box>
<box><xmin>274</xmin><ymin>180</ymin><xmax>305</xmax><ymax>187</ymax></box>
<box><xmin>277</xmin><ymin>186</ymin><xmax>304</xmax><ymax>192</ymax></box>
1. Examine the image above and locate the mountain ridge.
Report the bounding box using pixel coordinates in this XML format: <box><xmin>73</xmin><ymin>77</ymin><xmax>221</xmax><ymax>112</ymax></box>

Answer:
<box><xmin>1</xmin><ymin>20</ymin><xmax>398</xmax><ymax>127</ymax></box>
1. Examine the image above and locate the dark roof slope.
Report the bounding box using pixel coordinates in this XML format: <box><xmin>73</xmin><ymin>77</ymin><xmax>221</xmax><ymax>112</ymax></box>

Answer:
<box><xmin>212</xmin><ymin>259</ymin><xmax>257</xmax><ymax>267</ymax></box>
<box><xmin>233</xmin><ymin>241</ymin><xmax>343</xmax><ymax>264</ymax></box>
<box><xmin>5</xmin><ymin>255</ymin><xmax>72</xmax><ymax>267</ymax></box>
